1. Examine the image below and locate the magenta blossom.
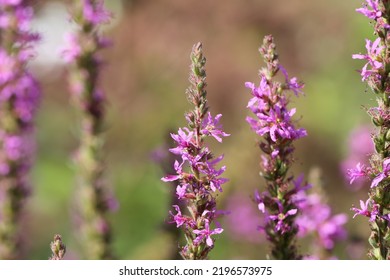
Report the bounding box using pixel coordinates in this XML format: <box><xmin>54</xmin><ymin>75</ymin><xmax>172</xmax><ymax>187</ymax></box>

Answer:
<box><xmin>356</xmin><ymin>0</ymin><xmax>382</xmax><ymax>20</ymax></box>
<box><xmin>341</xmin><ymin>125</ymin><xmax>374</xmax><ymax>190</ymax></box>
<box><xmin>82</xmin><ymin>0</ymin><xmax>112</xmax><ymax>25</ymax></box>
<box><xmin>247</xmin><ymin>104</ymin><xmax>306</xmax><ymax>142</ymax></box>
<box><xmin>371</xmin><ymin>158</ymin><xmax>390</xmax><ymax>188</ymax></box>
<box><xmin>351</xmin><ymin>199</ymin><xmax>379</xmax><ymax>222</ymax></box>
<box><xmin>170</xmin><ymin>205</ymin><xmax>188</xmax><ymax>228</ymax></box>
<box><xmin>348</xmin><ymin>162</ymin><xmax>367</xmax><ymax>184</ymax></box>
<box><xmin>225</xmin><ymin>193</ymin><xmax>266</xmax><ymax>243</ymax></box>
<box><xmin>280</xmin><ymin>65</ymin><xmax>304</xmax><ymax>96</ymax></box>
<box><xmin>352</xmin><ymin>38</ymin><xmax>383</xmax><ymax>81</ymax></box>
<box><xmin>0</xmin><ymin>0</ymin><xmax>40</xmax><ymax>259</ymax></box>
<box><xmin>201</xmin><ymin>112</ymin><xmax>230</xmax><ymax>143</ymax></box>
<box><xmin>193</xmin><ymin>219</ymin><xmax>223</xmax><ymax>247</ymax></box>
<box><xmin>269</xmin><ymin>208</ymin><xmax>298</xmax><ymax>234</ymax></box>
<box><xmin>296</xmin><ymin>193</ymin><xmax>347</xmax><ymax>251</ymax></box>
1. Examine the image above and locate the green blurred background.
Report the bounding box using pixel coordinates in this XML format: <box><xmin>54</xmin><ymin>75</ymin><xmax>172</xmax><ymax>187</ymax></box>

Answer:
<box><xmin>25</xmin><ymin>0</ymin><xmax>375</xmax><ymax>259</ymax></box>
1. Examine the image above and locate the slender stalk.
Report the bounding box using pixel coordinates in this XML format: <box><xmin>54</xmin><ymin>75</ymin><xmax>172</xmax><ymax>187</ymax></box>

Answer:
<box><xmin>246</xmin><ymin>35</ymin><xmax>306</xmax><ymax>259</ymax></box>
<box><xmin>349</xmin><ymin>0</ymin><xmax>390</xmax><ymax>260</ymax></box>
<box><xmin>63</xmin><ymin>0</ymin><xmax>116</xmax><ymax>259</ymax></box>
<box><xmin>161</xmin><ymin>43</ymin><xmax>229</xmax><ymax>259</ymax></box>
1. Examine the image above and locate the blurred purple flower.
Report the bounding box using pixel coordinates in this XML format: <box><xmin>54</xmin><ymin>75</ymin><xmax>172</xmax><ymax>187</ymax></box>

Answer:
<box><xmin>0</xmin><ymin>0</ymin><xmax>40</xmax><ymax>259</ymax></box>
<box><xmin>170</xmin><ymin>205</ymin><xmax>187</xmax><ymax>228</ymax></box>
<box><xmin>62</xmin><ymin>33</ymin><xmax>81</xmax><ymax>63</ymax></box>
<box><xmin>225</xmin><ymin>193</ymin><xmax>266</xmax><ymax>243</ymax></box>
<box><xmin>356</xmin><ymin>0</ymin><xmax>382</xmax><ymax>20</ymax></box>
<box><xmin>341</xmin><ymin>125</ymin><xmax>373</xmax><ymax>190</ymax></box>
<box><xmin>82</xmin><ymin>0</ymin><xmax>112</xmax><ymax>25</ymax></box>
<box><xmin>347</xmin><ymin>162</ymin><xmax>368</xmax><ymax>185</ymax></box>
<box><xmin>296</xmin><ymin>193</ymin><xmax>347</xmax><ymax>250</ymax></box>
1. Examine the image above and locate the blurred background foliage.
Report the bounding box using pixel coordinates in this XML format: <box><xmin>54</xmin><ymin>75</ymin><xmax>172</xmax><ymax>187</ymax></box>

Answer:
<box><xmin>25</xmin><ymin>0</ymin><xmax>375</xmax><ymax>259</ymax></box>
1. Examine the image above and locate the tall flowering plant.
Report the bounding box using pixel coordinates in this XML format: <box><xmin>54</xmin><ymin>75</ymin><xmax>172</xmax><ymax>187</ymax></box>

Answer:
<box><xmin>0</xmin><ymin>0</ymin><xmax>40</xmax><ymax>259</ymax></box>
<box><xmin>62</xmin><ymin>0</ymin><xmax>116</xmax><ymax>259</ymax></box>
<box><xmin>246</xmin><ymin>35</ymin><xmax>306</xmax><ymax>259</ymax></box>
<box><xmin>296</xmin><ymin>169</ymin><xmax>347</xmax><ymax>259</ymax></box>
<box><xmin>161</xmin><ymin>43</ymin><xmax>229</xmax><ymax>260</ymax></box>
<box><xmin>349</xmin><ymin>0</ymin><xmax>390</xmax><ymax>260</ymax></box>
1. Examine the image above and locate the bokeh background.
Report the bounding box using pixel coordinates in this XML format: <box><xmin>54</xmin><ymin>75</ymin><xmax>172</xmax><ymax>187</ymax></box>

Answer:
<box><xmin>25</xmin><ymin>0</ymin><xmax>376</xmax><ymax>259</ymax></box>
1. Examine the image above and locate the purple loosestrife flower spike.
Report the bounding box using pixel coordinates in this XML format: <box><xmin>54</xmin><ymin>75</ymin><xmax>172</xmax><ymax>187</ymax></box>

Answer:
<box><xmin>49</xmin><ymin>234</ymin><xmax>66</xmax><ymax>260</ymax></box>
<box><xmin>0</xmin><ymin>0</ymin><xmax>40</xmax><ymax>259</ymax></box>
<box><xmin>161</xmin><ymin>43</ymin><xmax>229</xmax><ymax>260</ymax></box>
<box><xmin>296</xmin><ymin>168</ymin><xmax>347</xmax><ymax>259</ymax></box>
<box><xmin>246</xmin><ymin>35</ymin><xmax>307</xmax><ymax>259</ymax></box>
<box><xmin>62</xmin><ymin>0</ymin><xmax>116</xmax><ymax>260</ymax></box>
<box><xmin>352</xmin><ymin>0</ymin><xmax>390</xmax><ymax>260</ymax></box>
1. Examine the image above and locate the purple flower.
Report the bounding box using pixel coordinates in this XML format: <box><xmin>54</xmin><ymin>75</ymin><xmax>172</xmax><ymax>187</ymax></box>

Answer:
<box><xmin>82</xmin><ymin>0</ymin><xmax>112</xmax><ymax>25</ymax></box>
<box><xmin>356</xmin><ymin>0</ymin><xmax>382</xmax><ymax>20</ymax></box>
<box><xmin>63</xmin><ymin>0</ymin><xmax>115</xmax><ymax>259</ymax></box>
<box><xmin>352</xmin><ymin>38</ymin><xmax>383</xmax><ymax>81</ymax></box>
<box><xmin>0</xmin><ymin>0</ymin><xmax>40</xmax><ymax>259</ymax></box>
<box><xmin>176</xmin><ymin>184</ymin><xmax>187</xmax><ymax>199</ymax></box>
<box><xmin>248</xmin><ymin>104</ymin><xmax>306</xmax><ymax>142</ymax></box>
<box><xmin>201</xmin><ymin>113</ymin><xmax>230</xmax><ymax>143</ymax></box>
<box><xmin>280</xmin><ymin>65</ymin><xmax>304</xmax><ymax>96</ymax></box>
<box><xmin>0</xmin><ymin>50</ymin><xmax>16</xmax><ymax>84</ymax></box>
<box><xmin>296</xmin><ymin>193</ymin><xmax>347</xmax><ymax>250</ymax></box>
<box><xmin>371</xmin><ymin>158</ymin><xmax>390</xmax><ymax>188</ymax></box>
<box><xmin>62</xmin><ymin>33</ymin><xmax>82</xmax><ymax>63</ymax></box>
<box><xmin>0</xmin><ymin>0</ymin><xmax>23</xmax><ymax>5</ymax></box>
<box><xmin>351</xmin><ymin>199</ymin><xmax>379</xmax><ymax>222</ymax></box>
<box><xmin>254</xmin><ymin>190</ymin><xmax>265</xmax><ymax>213</ymax></box>
<box><xmin>200</xmin><ymin>155</ymin><xmax>228</xmax><ymax>192</ymax></box>
<box><xmin>161</xmin><ymin>160</ymin><xmax>183</xmax><ymax>182</ymax></box>
<box><xmin>269</xmin><ymin>208</ymin><xmax>298</xmax><ymax>233</ymax></box>
<box><xmin>169</xmin><ymin>128</ymin><xmax>194</xmax><ymax>155</ymax></box>
<box><xmin>245</xmin><ymin>75</ymin><xmax>271</xmax><ymax>110</ymax></box>
<box><xmin>193</xmin><ymin>219</ymin><xmax>223</xmax><ymax>247</ymax></box>
<box><xmin>247</xmin><ymin>35</ymin><xmax>309</xmax><ymax>259</ymax></box>
<box><xmin>169</xmin><ymin>205</ymin><xmax>187</xmax><ymax>228</ymax></box>
<box><xmin>317</xmin><ymin>214</ymin><xmax>347</xmax><ymax>250</ymax></box>
<box><xmin>225</xmin><ymin>193</ymin><xmax>266</xmax><ymax>243</ymax></box>
<box><xmin>348</xmin><ymin>162</ymin><xmax>367</xmax><ymax>184</ymax></box>
<box><xmin>341</xmin><ymin>125</ymin><xmax>374</xmax><ymax>190</ymax></box>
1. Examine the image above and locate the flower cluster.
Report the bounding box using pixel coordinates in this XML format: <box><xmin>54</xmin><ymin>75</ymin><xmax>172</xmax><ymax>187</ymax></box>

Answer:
<box><xmin>247</xmin><ymin>35</ymin><xmax>306</xmax><ymax>259</ymax></box>
<box><xmin>162</xmin><ymin>43</ymin><xmax>229</xmax><ymax>260</ymax></box>
<box><xmin>350</xmin><ymin>0</ymin><xmax>390</xmax><ymax>260</ymax></box>
<box><xmin>296</xmin><ymin>192</ymin><xmax>347</xmax><ymax>258</ymax></box>
<box><xmin>224</xmin><ymin>193</ymin><xmax>265</xmax><ymax>244</ymax></box>
<box><xmin>0</xmin><ymin>0</ymin><xmax>40</xmax><ymax>259</ymax></box>
<box><xmin>62</xmin><ymin>0</ymin><xmax>116</xmax><ymax>260</ymax></box>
